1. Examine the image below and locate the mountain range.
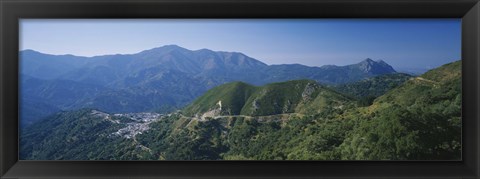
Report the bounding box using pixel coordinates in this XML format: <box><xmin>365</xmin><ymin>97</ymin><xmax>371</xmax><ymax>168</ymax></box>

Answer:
<box><xmin>19</xmin><ymin>60</ymin><xmax>461</xmax><ymax>160</ymax></box>
<box><xmin>20</xmin><ymin>45</ymin><xmax>397</xmax><ymax>126</ymax></box>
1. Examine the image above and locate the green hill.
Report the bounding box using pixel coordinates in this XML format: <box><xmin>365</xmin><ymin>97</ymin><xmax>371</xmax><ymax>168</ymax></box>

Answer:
<box><xmin>183</xmin><ymin>81</ymin><xmax>257</xmax><ymax>116</ymax></box>
<box><xmin>339</xmin><ymin>61</ymin><xmax>461</xmax><ymax>160</ymax></box>
<box><xmin>184</xmin><ymin>79</ymin><xmax>354</xmax><ymax>117</ymax></box>
<box><xmin>20</xmin><ymin>109</ymin><xmax>153</xmax><ymax>160</ymax></box>
<box><xmin>375</xmin><ymin>61</ymin><xmax>460</xmax><ymax>106</ymax></box>
<box><xmin>333</xmin><ymin>73</ymin><xmax>413</xmax><ymax>99</ymax></box>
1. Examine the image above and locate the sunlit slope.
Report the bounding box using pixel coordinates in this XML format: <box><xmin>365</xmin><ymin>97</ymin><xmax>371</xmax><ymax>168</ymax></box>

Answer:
<box><xmin>339</xmin><ymin>60</ymin><xmax>461</xmax><ymax>160</ymax></box>
<box><xmin>184</xmin><ymin>80</ymin><xmax>354</xmax><ymax>117</ymax></box>
<box><xmin>20</xmin><ymin>61</ymin><xmax>461</xmax><ymax>160</ymax></box>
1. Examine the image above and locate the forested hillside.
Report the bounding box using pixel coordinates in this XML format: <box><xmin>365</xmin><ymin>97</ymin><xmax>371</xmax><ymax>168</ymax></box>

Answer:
<box><xmin>333</xmin><ymin>73</ymin><xmax>413</xmax><ymax>105</ymax></box>
<box><xmin>20</xmin><ymin>61</ymin><xmax>461</xmax><ymax>160</ymax></box>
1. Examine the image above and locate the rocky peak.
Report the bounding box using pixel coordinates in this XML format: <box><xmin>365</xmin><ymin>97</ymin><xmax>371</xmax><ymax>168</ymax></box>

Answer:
<box><xmin>356</xmin><ymin>58</ymin><xmax>396</xmax><ymax>74</ymax></box>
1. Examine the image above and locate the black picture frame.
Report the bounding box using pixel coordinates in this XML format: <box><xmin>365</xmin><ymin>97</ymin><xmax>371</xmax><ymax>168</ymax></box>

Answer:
<box><xmin>1</xmin><ymin>0</ymin><xmax>479</xmax><ymax>178</ymax></box>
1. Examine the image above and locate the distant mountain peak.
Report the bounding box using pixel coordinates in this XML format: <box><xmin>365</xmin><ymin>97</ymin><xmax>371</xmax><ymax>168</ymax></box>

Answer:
<box><xmin>138</xmin><ymin>44</ymin><xmax>190</xmax><ymax>55</ymax></box>
<box><xmin>163</xmin><ymin>44</ymin><xmax>181</xmax><ymax>48</ymax></box>
<box><xmin>376</xmin><ymin>59</ymin><xmax>390</xmax><ymax>66</ymax></box>
<box><xmin>22</xmin><ymin>49</ymin><xmax>40</xmax><ymax>53</ymax></box>
<box><xmin>363</xmin><ymin>58</ymin><xmax>374</xmax><ymax>62</ymax></box>
<box><xmin>355</xmin><ymin>58</ymin><xmax>396</xmax><ymax>74</ymax></box>
<box><xmin>151</xmin><ymin>44</ymin><xmax>183</xmax><ymax>49</ymax></box>
<box><xmin>21</xmin><ymin>49</ymin><xmax>51</xmax><ymax>56</ymax></box>
<box><xmin>195</xmin><ymin>48</ymin><xmax>214</xmax><ymax>53</ymax></box>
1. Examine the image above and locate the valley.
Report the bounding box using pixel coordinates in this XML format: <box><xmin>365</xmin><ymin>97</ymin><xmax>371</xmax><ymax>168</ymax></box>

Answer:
<box><xmin>18</xmin><ymin>45</ymin><xmax>461</xmax><ymax>161</ymax></box>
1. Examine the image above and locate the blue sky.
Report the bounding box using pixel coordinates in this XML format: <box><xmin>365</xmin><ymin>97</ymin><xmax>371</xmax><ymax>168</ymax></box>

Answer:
<box><xmin>20</xmin><ymin>19</ymin><xmax>461</xmax><ymax>70</ymax></box>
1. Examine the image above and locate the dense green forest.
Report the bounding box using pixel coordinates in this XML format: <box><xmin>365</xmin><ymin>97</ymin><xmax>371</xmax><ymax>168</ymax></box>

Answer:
<box><xmin>20</xmin><ymin>61</ymin><xmax>461</xmax><ymax>160</ymax></box>
<box><xmin>333</xmin><ymin>73</ymin><xmax>412</xmax><ymax>106</ymax></box>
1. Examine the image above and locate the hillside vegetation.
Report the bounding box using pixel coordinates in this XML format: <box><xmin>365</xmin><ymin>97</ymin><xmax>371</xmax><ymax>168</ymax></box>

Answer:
<box><xmin>184</xmin><ymin>80</ymin><xmax>353</xmax><ymax>117</ymax></box>
<box><xmin>333</xmin><ymin>73</ymin><xmax>413</xmax><ymax>105</ymax></box>
<box><xmin>20</xmin><ymin>61</ymin><xmax>461</xmax><ymax>160</ymax></box>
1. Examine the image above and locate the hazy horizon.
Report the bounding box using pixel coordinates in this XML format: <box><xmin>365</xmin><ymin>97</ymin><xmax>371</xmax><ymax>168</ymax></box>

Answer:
<box><xmin>19</xmin><ymin>45</ymin><xmax>399</xmax><ymax>66</ymax></box>
<box><xmin>20</xmin><ymin>19</ymin><xmax>461</xmax><ymax>70</ymax></box>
